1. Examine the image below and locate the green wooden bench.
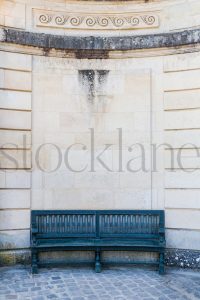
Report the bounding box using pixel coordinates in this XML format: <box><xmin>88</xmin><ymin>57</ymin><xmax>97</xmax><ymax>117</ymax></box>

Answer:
<box><xmin>31</xmin><ymin>210</ymin><xmax>165</xmax><ymax>274</ymax></box>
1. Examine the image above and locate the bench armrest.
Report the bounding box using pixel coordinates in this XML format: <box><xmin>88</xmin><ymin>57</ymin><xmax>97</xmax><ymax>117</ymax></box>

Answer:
<box><xmin>159</xmin><ymin>228</ymin><xmax>165</xmax><ymax>234</ymax></box>
<box><xmin>31</xmin><ymin>228</ymin><xmax>38</xmax><ymax>235</ymax></box>
<box><xmin>159</xmin><ymin>228</ymin><xmax>165</xmax><ymax>245</ymax></box>
<box><xmin>31</xmin><ymin>227</ymin><xmax>38</xmax><ymax>246</ymax></box>
<box><xmin>32</xmin><ymin>228</ymin><xmax>38</xmax><ymax>234</ymax></box>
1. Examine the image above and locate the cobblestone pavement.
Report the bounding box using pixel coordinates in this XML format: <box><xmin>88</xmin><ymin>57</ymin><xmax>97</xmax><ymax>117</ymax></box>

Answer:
<box><xmin>0</xmin><ymin>266</ymin><xmax>200</xmax><ymax>300</ymax></box>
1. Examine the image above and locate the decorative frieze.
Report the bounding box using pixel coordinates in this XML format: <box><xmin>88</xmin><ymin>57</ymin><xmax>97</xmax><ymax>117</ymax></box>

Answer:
<box><xmin>34</xmin><ymin>10</ymin><xmax>159</xmax><ymax>30</ymax></box>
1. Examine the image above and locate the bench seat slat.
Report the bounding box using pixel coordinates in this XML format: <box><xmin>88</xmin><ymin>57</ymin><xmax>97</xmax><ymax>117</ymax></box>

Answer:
<box><xmin>34</xmin><ymin>239</ymin><xmax>163</xmax><ymax>247</ymax></box>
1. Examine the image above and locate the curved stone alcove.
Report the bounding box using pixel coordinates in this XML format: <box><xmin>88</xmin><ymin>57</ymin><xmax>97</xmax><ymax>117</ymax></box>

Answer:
<box><xmin>0</xmin><ymin>0</ymin><xmax>200</xmax><ymax>269</ymax></box>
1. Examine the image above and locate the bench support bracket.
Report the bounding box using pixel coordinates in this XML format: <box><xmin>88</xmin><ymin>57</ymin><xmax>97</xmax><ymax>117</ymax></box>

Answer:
<box><xmin>32</xmin><ymin>249</ymin><xmax>38</xmax><ymax>274</ymax></box>
<box><xmin>159</xmin><ymin>252</ymin><xmax>165</xmax><ymax>275</ymax></box>
<box><xmin>95</xmin><ymin>250</ymin><xmax>101</xmax><ymax>273</ymax></box>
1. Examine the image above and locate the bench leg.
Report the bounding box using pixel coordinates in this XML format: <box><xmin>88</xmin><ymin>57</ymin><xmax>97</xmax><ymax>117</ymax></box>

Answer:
<box><xmin>31</xmin><ymin>250</ymin><xmax>38</xmax><ymax>274</ymax></box>
<box><xmin>159</xmin><ymin>252</ymin><xmax>165</xmax><ymax>275</ymax></box>
<box><xmin>95</xmin><ymin>250</ymin><xmax>101</xmax><ymax>273</ymax></box>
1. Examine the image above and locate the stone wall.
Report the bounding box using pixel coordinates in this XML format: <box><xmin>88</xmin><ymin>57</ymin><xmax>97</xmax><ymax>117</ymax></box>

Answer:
<box><xmin>0</xmin><ymin>51</ymin><xmax>32</xmax><ymax>264</ymax></box>
<box><xmin>0</xmin><ymin>0</ymin><xmax>200</xmax><ymax>267</ymax></box>
<box><xmin>164</xmin><ymin>52</ymin><xmax>200</xmax><ymax>252</ymax></box>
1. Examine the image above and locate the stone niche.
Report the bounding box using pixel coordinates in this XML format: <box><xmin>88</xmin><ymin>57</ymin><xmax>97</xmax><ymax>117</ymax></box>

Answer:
<box><xmin>31</xmin><ymin>56</ymin><xmax>153</xmax><ymax>211</ymax></box>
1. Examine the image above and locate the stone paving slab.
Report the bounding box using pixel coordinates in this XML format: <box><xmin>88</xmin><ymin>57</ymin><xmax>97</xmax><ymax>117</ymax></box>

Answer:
<box><xmin>0</xmin><ymin>266</ymin><xmax>200</xmax><ymax>300</ymax></box>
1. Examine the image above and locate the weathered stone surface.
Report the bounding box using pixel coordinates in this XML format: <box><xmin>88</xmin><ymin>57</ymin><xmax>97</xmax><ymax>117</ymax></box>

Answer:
<box><xmin>165</xmin><ymin>249</ymin><xmax>200</xmax><ymax>269</ymax></box>
<box><xmin>1</xmin><ymin>28</ymin><xmax>200</xmax><ymax>52</ymax></box>
<box><xmin>0</xmin><ymin>250</ymin><xmax>30</xmax><ymax>266</ymax></box>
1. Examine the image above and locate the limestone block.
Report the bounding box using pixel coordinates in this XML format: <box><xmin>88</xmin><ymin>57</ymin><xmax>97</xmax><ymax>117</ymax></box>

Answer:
<box><xmin>0</xmin><ymin>90</ymin><xmax>31</xmax><ymax>110</ymax></box>
<box><xmin>0</xmin><ymin>69</ymin><xmax>31</xmax><ymax>91</ymax></box>
<box><xmin>114</xmin><ymin>189</ymin><xmax>151</xmax><ymax>209</ymax></box>
<box><xmin>42</xmin><ymin>188</ymin><xmax>115</xmax><ymax>210</ymax></box>
<box><xmin>0</xmin><ymin>14</ymin><xmax>4</xmax><ymax>27</ymax></box>
<box><xmin>0</xmin><ymin>171</ymin><xmax>6</xmax><ymax>188</ymax></box>
<box><xmin>165</xmin><ymin>170</ymin><xmax>200</xmax><ymax>188</ymax></box>
<box><xmin>31</xmin><ymin>189</ymin><xmax>44</xmax><ymax>210</ymax></box>
<box><xmin>165</xmin><ymin>189</ymin><xmax>200</xmax><ymax>209</ymax></box>
<box><xmin>165</xmin><ymin>110</ymin><xmax>200</xmax><ymax>130</ymax></box>
<box><xmin>74</xmin><ymin>172</ymin><xmax>119</xmax><ymax>189</ymax></box>
<box><xmin>60</xmin><ymin>112</ymin><xmax>105</xmax><ymax>133</ymax></box>
<box><xmin>105</xmin><ymin>94</ymin><xmax>150</xmax><ymax>114</ymax></box>
<box><xmin>32</xmin><ymin>142</ymin><xmax>66</xmax><ymax>172</ymax></box>
<box><xmin>164</xmin><ymin>51</ymin><xmax>200</xmax><ymax>72</ymax></box>
<box><xmin>165</xmin><ymin>149</ymin><xmax>200</xmax><ymax>169</ymax></box>
<box><xmin>103</xmin><ymin>74</ymin><xmax>124</xmax><ymax>96</ymax></box>
<box><xmin>78</xmin><ymin>189</ymin><xmax>115</xmax><ymax>210</ymax></box>
<box><xmin>0</xmin><ymin>210</ymin><xmax>30</xmax><ymax>230</ymax></box>
<box><xmin>62</xmin><ymin>74</ymin><xmax>79</xmax><ymax>95</ymax></box>
<box><xmin>190</xmin><ymin>0</ymin><xmax>200</xmax><ymax>16</ymax></box>
<box><xmin>151</xmin><ymin>111</ymin><xmax>164</xmax><ymax>136</ymax></box>
<box><xmin>0</xmin><ymin>149</ymin><xmax>31</xmax><ymax>169</ymax></box>
<box><xmin>105</xmin><ymin>71</ymin><xmax>150</xmax><ymax>113</ymax></box>
<box><xmin>0</xmin><ymin>1</ymin><xmax>25</xmax><ymax>29</ymax></box>
<box><xmin>165</xmin><ymin>129</ymin><xmax>200</xmax><ymax>149</ymax></box>
<box><xmin>0</xmin><ymin>110</ymin><xmax>31</xmax><ymax>130</ymax></box>
<box><xmin>0</xmin><ymin>230</ymin><xmax>30</xmax><ymax>250</ymax></box>
<box><xmin>104</xmin><ymin>113</ymin><xmax>134</xmax><ymax>132</ymax></box>
<box><xmin>164</xmin><ymin>89</ymin><xmax>200</xmax><ymax>110</ymax></box>
<box><xmin>74</xmin><ymin>130</ymin><xmax>147</xmax><ymax>151</ymax></box>
<box><xmin>164</xmin><ymin>69</ymin><xmax>200</xmax><ymax>91</ymax></box>
<box><xmin>112</xmin><ymin>147</ymin><xmax>151</xmax><ymax>173</ymax></box>
<box><xmin>134</xmin><ymin>112</ymin><xmax>151</xmax><ymax>131</ymax></box>
<box><xmin>44</xmin><ymin>93</ymin><xmax>81</xmax><ymax>113</ymax></box>
<box><xmin>0</xmin><ymin>1</ymin><xmax>25</xmax><ymax>19</ymax></box>
<box><xmin>60</xmin><ymin>148</ymin><xmax>90</xmax><ymax>172</ymax></box>
<box><xmin>0</xmin><ymin>130</ymin><xmax>31</xmax><ymax>149</ymax></box>
<box><xmin>152</xmin><ymin>170</ymin><xmax>165</xmax><ymax>190</ymax></box>
<box><xmin>122</xmin><ymin>130</ymin><xmax>151</xmax><ymax>146</ymax></box>
<box><xmin>33</xmin><ymin>112</ymin><xmax>59</xmax><ymax>133</ymax></box>
<box><xmin>31</xmin><ymin>170</ymin><xmax>43</xmax><ymax>189</ymax></box>
<box><xmin>93</xmin><ymin>149</ymin><xmax>113</xmax><ymax>172</ymax></box>
<box><xmin>33</xmin><ymin>72</ymin><xmax>62</xmax><ymax>95</ymax></box>
<box><xmin>165</xmin><ymin>209</ymin><xmax>200</xmax><ymax>230</ymax></box>
<box><xmin>5</xmin><ymin>170</ymin><xmax>31</xmax><ymax>188</ymax></box>
<box><xmin>79</xmin><ymin>94</ymin><xmax>112</xmax><ymax>114</ymax></box>
<box><xmin>32</xmin><ymin>130</ymin><xmax>44</xmax><ymax>146</ymax></box>
<box><xmin>166</xmin><ymin>229</ymin><xmax>200</xmax><ymax>250</ymax></box>
<box><xmin>0</xmin><ymin>51</ymin><xmax>31</xmax><ymax>71</ymax></box>
<box><xmin>74</xmin><ymin>131</ymin><xmax>117</xmax><ymax>150</ymax></box>
<box><xmin>0</xmin><ymin>189</ymin><xmax>30</xmax><ymax>209</ymax></box>
<box><xmin>44</xmin><ymin>170</ymin><xmax>74</xmax><ymax>189</ymax></box>
<box><xmin>33</xmin><ymin>73</ymin><xmax>78</xmax><ymax>113</ymax></box>
<box><xmin>124</xmin><ymin>70</ymin><xmax>150</xmax><ymax>91</ymax></box>
<box><xmin>166</xmin><ymin>2</ymin><xmax>197</xmax><ymax>32</ymax></box>
<box><xmin>4</xmin><ymin>15</ymin><xmax>25</xmax><ymax>29</ymax></box>
<box><xmin>44</xmin><ymin>132</ymin><xmax>75</xmax><ymax>148</ymax></box>
<box><xmin>151</xmin><ymin>188</ymin><xmax>165</xmax><ymax>210</ymax></box>
<box><xmin>120</xmin><ymin>172</ymin><xmax>151</xmax><ymax>189</ymax></box>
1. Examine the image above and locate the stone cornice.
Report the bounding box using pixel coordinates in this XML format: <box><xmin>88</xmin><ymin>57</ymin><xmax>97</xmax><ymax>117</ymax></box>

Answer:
<box><xmin>1</xmin><ymin>28</ymin><xmax>200</xmax><ymax>52</ymax></box>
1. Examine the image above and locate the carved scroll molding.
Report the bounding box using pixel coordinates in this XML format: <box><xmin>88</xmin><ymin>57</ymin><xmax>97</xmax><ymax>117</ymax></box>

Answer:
<box><xmin>34</xmin><ymin>9</ymin><xmax>159</xmax><ymax>30</ymax></box>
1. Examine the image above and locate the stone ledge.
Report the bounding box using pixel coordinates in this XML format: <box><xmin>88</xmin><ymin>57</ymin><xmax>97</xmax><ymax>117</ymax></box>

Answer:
<box><xmin>1</xmin><ymin>28</ymin><xmax>200</xmax><ymax>52</ymax></box>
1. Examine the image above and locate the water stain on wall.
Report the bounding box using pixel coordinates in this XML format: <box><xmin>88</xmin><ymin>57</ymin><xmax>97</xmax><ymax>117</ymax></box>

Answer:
<box><xmin>78</xmin><ymin>70</ymin><xmax>109</xmax><ymax>111</ymax></box>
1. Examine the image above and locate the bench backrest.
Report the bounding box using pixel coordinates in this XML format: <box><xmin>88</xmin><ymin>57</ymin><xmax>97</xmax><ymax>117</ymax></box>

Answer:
<box><xmin>31</xmin><ymin>210</ymin><xmax>165</xmax><ymax>240</ymax></box>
